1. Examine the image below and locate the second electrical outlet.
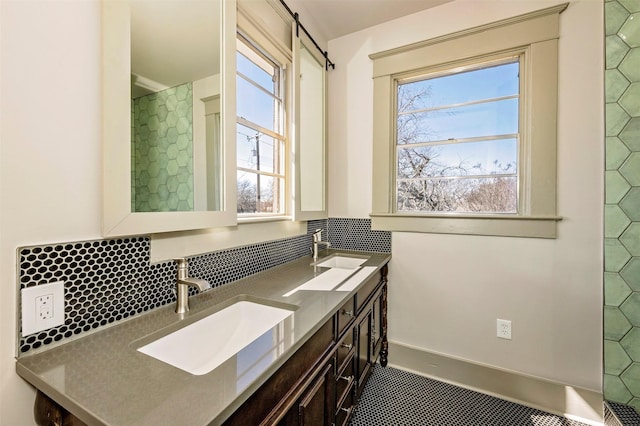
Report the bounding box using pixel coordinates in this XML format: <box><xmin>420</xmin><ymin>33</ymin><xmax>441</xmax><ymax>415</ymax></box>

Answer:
<box><xmin>497</xmin><ymin>319</ymin><xmax>512</xmax><ymax>340</ymax></box>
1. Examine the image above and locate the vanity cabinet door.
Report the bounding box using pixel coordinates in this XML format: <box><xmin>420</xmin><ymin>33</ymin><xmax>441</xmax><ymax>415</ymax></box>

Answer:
<box><xmin>297</xmin><ymin>362</ymin><xmax>334</xmax><ymax>426</ymax></box>
<box><xmin>354</xmin><ymin>283</ymin><xmax>388</xmax><ymax>398</ymax></box>
<box><xmin>371</xmin><ymin>287</ymin><xmax>384</xmax><ymax>362</ymax></box>
<box><xmin>355</xmin><ymin>311</ymin><xmax>372</xmax><ymax>397</ymax></box>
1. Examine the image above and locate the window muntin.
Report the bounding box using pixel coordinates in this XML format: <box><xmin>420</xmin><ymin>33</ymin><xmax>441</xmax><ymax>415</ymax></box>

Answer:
<box><xmin>395</xmin><ymin>59</ymin><xmax>520</xmax><ymax>214</ymax></box>
<box><xmin>236</xmin><ymin>34</ymin><xmax>286</xmax><ymax>215</ymax></box>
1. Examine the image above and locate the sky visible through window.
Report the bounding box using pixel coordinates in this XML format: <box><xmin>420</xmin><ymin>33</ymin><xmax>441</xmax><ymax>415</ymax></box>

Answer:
<box><xmin>236</xmin><ymin>39</ymin><xmax>284</xmax><ymax>214</ymax></box>
<box><xmin>396</xmin><ymin>60</ymin><xmax>520</xmax><ymax>213</ymax></box>
<box><xmin>236</xmin><ymin>50</ymin><xmax>278</xmax><ymax>172</ymax></box>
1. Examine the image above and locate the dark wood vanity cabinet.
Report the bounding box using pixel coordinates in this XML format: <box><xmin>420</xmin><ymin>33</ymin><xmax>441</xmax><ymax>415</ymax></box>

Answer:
<box><xmin>354</xmin><ymin>280</ymin><xmax>387</xmax><ymax>398</ymax></box>
<box><xmin>226</xmin><ymin>263</ymin><xmax>389</xmax><ymax>426</ymax></box>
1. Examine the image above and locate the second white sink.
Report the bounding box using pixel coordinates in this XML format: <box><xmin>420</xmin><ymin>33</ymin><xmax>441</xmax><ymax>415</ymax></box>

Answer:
<box><xmin>137</xmin><ymin>300</ymin><xmax>294</xmax><ymax>375</ymax></box>
<box><xmin>315</xmin><ymin>255</ymin><xmax>369</xmax><ymax>269</ymax></box>
<box><xmin>282</xmin><ymin>268</ymin><xmax>356</xmax><ymax>297</ymax></box>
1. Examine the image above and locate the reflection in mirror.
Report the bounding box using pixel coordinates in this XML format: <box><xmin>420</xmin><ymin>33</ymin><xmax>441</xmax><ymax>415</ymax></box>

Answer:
<box><xmin>130</xmin><ymin>0</ymin><xmax>222</xmax><ymax>212</ymax></box>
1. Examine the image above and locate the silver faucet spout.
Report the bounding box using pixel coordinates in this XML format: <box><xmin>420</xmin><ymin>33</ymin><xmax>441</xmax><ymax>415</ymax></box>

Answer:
<box><xmin>178</xmin><ymin>277</ymin><xmax>210</xmax><ymax>292</ymax></box>
<box><xmin>174</xmin><ymin>258</ymin><xmax>210</xmax><ymax>314</ymax></box>
<box><xmin>311</xmin><ymin>229</ymin><xmax>331</xmax><ymax>262</ymax></box>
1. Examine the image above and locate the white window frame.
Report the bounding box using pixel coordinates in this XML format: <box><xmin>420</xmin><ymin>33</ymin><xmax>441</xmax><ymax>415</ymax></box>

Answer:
<box><xmin>236</xmin><ymin>33</ymin><xmax>287</xmax><ymax>217</ymax></box>
<box><xmin>370</xmin><ymin>3</ymin><xmax>567</xmax><ymax>238</ymax></box>
<box><xmin>236</xmin><ymin>7</ymin><xmax>293</xmax><ymax>222</ymax></box>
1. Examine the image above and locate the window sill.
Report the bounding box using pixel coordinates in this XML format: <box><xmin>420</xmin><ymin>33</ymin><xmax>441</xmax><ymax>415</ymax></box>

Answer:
<box><xmin>237</xmin><ymin>215</ymin><xmax>293</xmax><ymax>224</ymax></box>
<box><xmin>370</xmin><ymin>212</ymin><xmax>562</xmax><ymax>239</ymax></box>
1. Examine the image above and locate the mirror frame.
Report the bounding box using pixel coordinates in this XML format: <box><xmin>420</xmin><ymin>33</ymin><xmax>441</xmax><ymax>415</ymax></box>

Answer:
<box><xmin>102</xmin><ymin>0</ymin><xmax>237</xmax><ymax>237</ymax></box>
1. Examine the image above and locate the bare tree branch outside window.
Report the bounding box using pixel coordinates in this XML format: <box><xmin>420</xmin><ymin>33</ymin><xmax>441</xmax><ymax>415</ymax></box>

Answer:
<box><xmin>396</xmin><ymin>61</ymin><xmax>519</xmax><ymax>214</ymax></box>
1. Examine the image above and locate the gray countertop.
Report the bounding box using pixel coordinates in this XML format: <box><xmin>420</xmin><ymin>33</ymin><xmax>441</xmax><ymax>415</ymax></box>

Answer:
<box><xmin>16</xmin><ymin>250</ymin><xmax>391</xmax><ymax>426</ymax></box>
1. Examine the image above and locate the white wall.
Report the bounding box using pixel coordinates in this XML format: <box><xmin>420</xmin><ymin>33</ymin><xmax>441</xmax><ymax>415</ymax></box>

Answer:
<box><xmin>1</xmin><ymin>1</ymin><xmax>102</xmax><ymax>424</ymax></box>
<box><xmin>328</xmin><ymin>0</ymin><xmax>604</xmax><ymax>392</ymax></box>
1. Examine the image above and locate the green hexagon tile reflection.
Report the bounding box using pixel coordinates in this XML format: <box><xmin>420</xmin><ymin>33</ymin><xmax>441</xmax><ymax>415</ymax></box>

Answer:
<box><xmin>132</xmin><ymin>82</ymin><xmax>194</xmax><ymax>212</ymax></box>
<box><xmin>605</xmin><ymin>0</ymin><xmax>640</xmax><ymax>412</ymax></box>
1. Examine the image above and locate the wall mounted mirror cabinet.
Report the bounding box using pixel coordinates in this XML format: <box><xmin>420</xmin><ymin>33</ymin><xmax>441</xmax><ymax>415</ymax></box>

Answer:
<box><xmin>292</xmin><ymin>24</ymin><xmax>328</xmax><ymax>221</ymax></box>
<box><xmin>102</xmin><ymin>0</ymin><xmax>237</xmax><ymax>237</ymax></box>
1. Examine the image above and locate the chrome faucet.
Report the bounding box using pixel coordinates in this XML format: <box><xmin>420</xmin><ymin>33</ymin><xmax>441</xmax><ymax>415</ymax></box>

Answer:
<box><xmin>312</xmin><ymin>229</ymin><xmax>331</xmax><ymax>262</ymax></box>
<box><xmin>174</xmin><ymin>258</ymin><xmax>211</xmax><ymax>314</ymax></box>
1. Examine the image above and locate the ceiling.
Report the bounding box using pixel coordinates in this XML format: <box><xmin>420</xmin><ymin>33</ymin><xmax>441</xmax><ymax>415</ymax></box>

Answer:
<box><xmin>130</xmin><ymin>1</ymin><xmax>221</xmax><ymax>98</ymax></box>
<box><xmin>292</xmin><ymin>0</ymin><xmax>454</xmax><ymax>41</ymax></box>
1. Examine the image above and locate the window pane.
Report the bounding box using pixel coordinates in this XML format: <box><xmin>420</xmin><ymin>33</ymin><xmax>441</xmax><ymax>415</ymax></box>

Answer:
<box><xmin>236</xmin><ymin>123</ymin><xmax>282</xmax><ymax>174</ymax></box>
<box><xmin>236</xmin><ymin>171</ymin><xmax>283</xmax><ymax>214</ymax></box>
<box><xmin>397</xmin><ymin>176</ymin><xmax>517</xmax><ymax>213</ymax></box>
<box><xmin>237</xmin><ymin>170</ymin><xmax>257</xmax><ymax>213</ymax></box>
<box><xmin>236</xmin><ymin>34</ymin><xmax>285</xmax><ymax>216</ymax></box>
<box><xmin>398</xmin><ymin>98</ymin><xmax>518</xmax><ymax>143</ymax></box>
<box><xmin>395</xmin><ymin>58</ymin><xmax>520</xmax><ymax>215</ymax></box>
<box><xmin>258</xmin><ymin>175</ymin><xmax>281</xmax><ymax>213</ymax></box>
<box><xmin>397</xmin><ymin>138</ymin><xmax>517</xmax><ymax>179</ymax></box>
<box><xmin>399</xmin><ymin>61</ymin><xmax>519</xmax><ymax>111</ymax></box>
<box><xmin>237</xmin><ymin>76</ymin><xmax>280</xmax><ymax>132</ymax></box>
<box><xmin>237</xmin><ymin>51</ymin><xmax>276</xmax><ymax>95</ymax></box>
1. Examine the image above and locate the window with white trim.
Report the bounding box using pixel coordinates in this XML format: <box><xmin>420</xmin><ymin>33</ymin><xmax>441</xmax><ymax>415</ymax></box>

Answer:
<box><xmin>370</xmin><ymin>4</ymin><xmax>567</xmax><ymax>238</ymax></box>
<box><xmin>396</xmin><ymin>56</ymin><xmax>520</xmax><ymax>214</ymax></box>
<box><xmin>236</xmin><ymin>34</ymin><xmax>286</xmax><ymax>216</ymax></box>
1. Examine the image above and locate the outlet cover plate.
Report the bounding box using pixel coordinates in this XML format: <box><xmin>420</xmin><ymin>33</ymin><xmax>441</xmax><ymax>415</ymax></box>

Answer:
<box><xmin>497</xmin><ymin>318</ymin><xmax>512</xmax><ymax>340</ymax></box>
<box><xmin>21</xmin><ymin>281</ymin><xmax>65</xmax><ymax>336</ymax></box>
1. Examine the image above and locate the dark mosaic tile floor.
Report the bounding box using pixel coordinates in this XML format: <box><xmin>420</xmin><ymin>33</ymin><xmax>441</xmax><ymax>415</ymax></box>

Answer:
<box><xmin>350</xmin><ymin>364</ymin><xmax>592</xmax><ymax>426</ymax></box>
<box><xmin>606</xmin><ymin>401</ymin><xmax>640</xmax><ymax>426</ymax></box>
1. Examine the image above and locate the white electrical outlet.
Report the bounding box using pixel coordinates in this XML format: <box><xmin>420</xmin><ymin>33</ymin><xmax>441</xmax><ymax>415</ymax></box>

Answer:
<box><xmin>36</xmin><ymin>294</ymin><xmax>54</xmax><ymax>320</ymax></box>
<box><xmin>497</xmin><ymin>319</ymin><xmax>512</xmax><ymax>340</ymax></box>
<box><xmin>22</xmin><ymin>281</ymin><xmax>65</xmax><ymax>336</ymax></box>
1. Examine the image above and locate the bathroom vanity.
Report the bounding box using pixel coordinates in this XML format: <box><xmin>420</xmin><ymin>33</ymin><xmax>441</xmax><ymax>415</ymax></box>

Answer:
<box><xmin>17</xmin><ymin>251</ymin><xmax>390</xmax><ymax>426</ymax></box>
<box><xmin>224</xmin><ymin>263</ymin><xmax>388</xmax><ymax>426</ymax></box>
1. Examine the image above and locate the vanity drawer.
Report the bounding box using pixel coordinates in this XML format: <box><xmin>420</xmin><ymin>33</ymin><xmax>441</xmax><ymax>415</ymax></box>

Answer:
<box><xmin>335</xmin><ymin>354</ymin><xmax>355</xmax><ymax>409</ymax></box>
<box><xmin>355</xmin><ymin>271</ymin><xmax>381</xmax><ymax>313</ymax></box>
<box><xmin>336</xmin><ymin>330</ymin><xmax>355</xmax><ymax>374</ymax></box>
<box><xmin>335</xmin><ymin>382</ymin><xmax>355</xmax><ymax>426</ymax></box>
<box><xmin>336</xmin><ymin>297</ymin><xmax>355</xmax><ymax>337</ymax></box>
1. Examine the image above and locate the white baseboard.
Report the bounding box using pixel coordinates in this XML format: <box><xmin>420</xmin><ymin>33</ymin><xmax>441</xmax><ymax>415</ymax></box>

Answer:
<box><xmin>387</xmin><ymin>341</ymin><xmax>604</xmax><ymax>426</ymax></box>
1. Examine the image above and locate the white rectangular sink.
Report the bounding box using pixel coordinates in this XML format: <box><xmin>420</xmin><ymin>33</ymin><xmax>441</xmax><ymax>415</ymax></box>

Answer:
<box><xmin>282</xmin><ymin>268</ymin><xmax>356</xmax><ymax>297</ymax></box>
<box><xmin>315</xmin><ymin>255</ymin><xmax>369</xmax><ymax>270</ymax></box>
<box><xmin>137</xmin><ymin>301</ymin><xmax>294</xmax><ymax>375</ymax></box>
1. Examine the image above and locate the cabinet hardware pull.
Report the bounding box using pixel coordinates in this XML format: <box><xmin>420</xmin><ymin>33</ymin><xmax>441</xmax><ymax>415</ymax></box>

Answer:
<box><xmin>340</xmin><ymin>406</ymin><xmax>353</xmax><ymax>415</ymax></box>
<box><xmin>340</xmin><ymin>343</ymin><xmax>353</xmax><ymax>350</ymax></box>
<box><xmin>342</xmin><ymin>309</ymin><xmax>354</xmax><ymax>317</ymax></box>
<box><xmin>338</xmin><ymin>375</ymin><xmax>353</xmax><ymax>382</ymax></box>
